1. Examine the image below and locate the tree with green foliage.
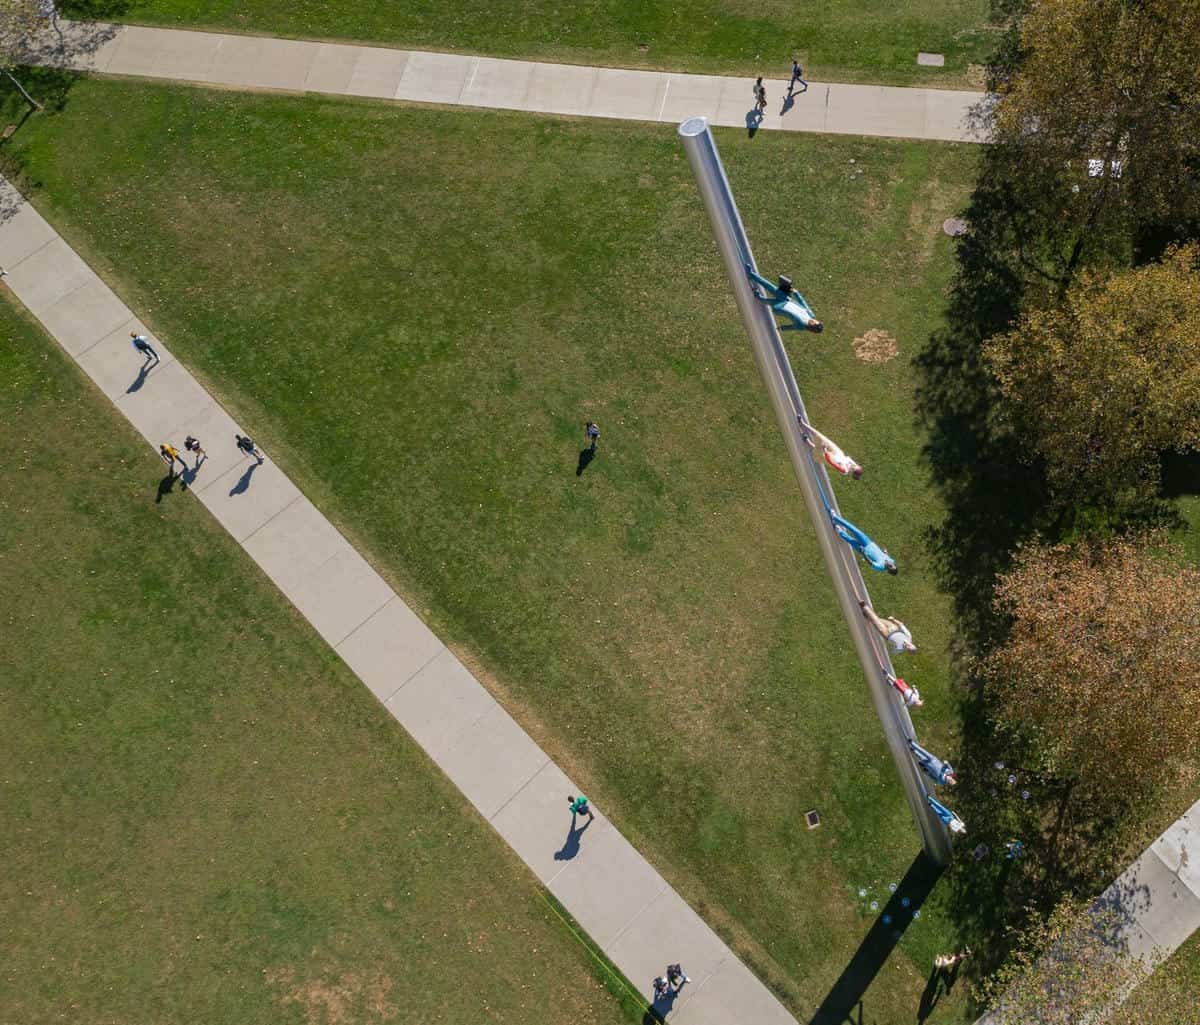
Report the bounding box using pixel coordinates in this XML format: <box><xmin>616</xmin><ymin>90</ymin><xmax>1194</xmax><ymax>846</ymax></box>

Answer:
<box><xmin>985</xmin><ymin>0</ymin><xmax>1200</xmax><ymax>285</ymax></box>
<box><xmin>980</xmin><ymin>898</ymin><xmax>1192</xmax><ymax>1025</ymax></box>
<box><xmin>984</xmin><ymin>243</ymin><xmax>1200</xmax><ymax>502</ymax></box>
<box><xmin>984</xmin><ymin>534</ymin><xmax>1200</xmax><ymax>817</ymax></box>
<box><xmin>0</xmin><ymin>0</ymin><xmax>50</xmax><ymax>110</ymax></box>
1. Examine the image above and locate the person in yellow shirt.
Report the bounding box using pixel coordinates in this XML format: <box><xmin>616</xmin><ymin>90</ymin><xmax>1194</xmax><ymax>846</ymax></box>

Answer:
<box><xmin>159</xmin><ymin>442</ymin><xmax>186</xmax><ymax>476</ymax></box>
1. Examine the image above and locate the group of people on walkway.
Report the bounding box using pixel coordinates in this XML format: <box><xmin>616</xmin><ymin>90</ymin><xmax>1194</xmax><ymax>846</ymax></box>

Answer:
<box><xmin>751</xmin><ymin>59</ymin><xmax>809</xmax><ymax>122</ymax></box>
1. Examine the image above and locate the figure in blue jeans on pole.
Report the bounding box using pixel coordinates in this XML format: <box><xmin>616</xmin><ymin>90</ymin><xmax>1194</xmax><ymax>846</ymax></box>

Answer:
<box><xmin>831</xmin><ymin>512</ymin><xmax>898</xmax><ymax>574</ymax></box>
<box><xmin>745</xmin><ymin>264</ymin><xmax>824</xmax><ymax>332</ymax></box>
<box><xmin>908</xmin><ymin>739</ymin><xmax>957</xmax><ymax>786</ymax></box>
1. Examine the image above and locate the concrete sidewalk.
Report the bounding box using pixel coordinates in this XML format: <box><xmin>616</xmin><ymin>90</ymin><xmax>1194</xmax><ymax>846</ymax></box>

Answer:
<box><xmin>29</xmin><ymin>20</ymin><xmax>986</xmax><ymax>143</ymax></box>
<box><xmin>0</xmin><ymin>175</ymin><xmax>797</xmax><ymax>1024</ymax></box>
<box><xmin>976</xmin><ymin>797</ymin><xmax>1200</xmax><ymax>1023</ymax></box>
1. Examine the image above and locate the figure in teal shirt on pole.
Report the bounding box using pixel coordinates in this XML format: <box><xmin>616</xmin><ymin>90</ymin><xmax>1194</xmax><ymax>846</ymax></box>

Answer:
<box><xmin>830</xmin><ymin>512</ymin><xmax>898</xmax><ymax>575</ymax></box>
<box><xmin>745</xmin><ymin>264</ymin><xmax>824</xmax><ymax>332</ymax></box>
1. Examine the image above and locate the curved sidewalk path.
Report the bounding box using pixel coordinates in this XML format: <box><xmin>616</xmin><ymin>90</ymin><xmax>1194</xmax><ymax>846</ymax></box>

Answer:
<box><xmin>0</xmin><ymin>173</ymin><xmax>794</xmax><ymax>1024</ymax></box>
<box><xmin>31</xmin><ymin>20</ymin><xmax>985</xmax><ymax>143</ymax></box>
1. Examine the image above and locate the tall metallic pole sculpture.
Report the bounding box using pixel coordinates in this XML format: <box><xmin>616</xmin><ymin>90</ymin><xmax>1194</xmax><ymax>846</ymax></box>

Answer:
<box><xmin>678</xmin><ymin>116</ymin><xmax>954</xmax><ymax>865</ymax></box>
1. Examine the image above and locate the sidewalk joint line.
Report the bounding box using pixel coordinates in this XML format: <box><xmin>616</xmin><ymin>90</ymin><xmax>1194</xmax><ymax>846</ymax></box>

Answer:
<box><xmin>487</xmin><ymin>755</ymin><xmax>552</xmax><ymax>823</ymax></box>
<box><xmin>461</xmin><ymin>56</ymin><xmax>480</xmax><ymax>100</ymax></box>
<box><xmin>5</xmin><ymin>233</ymin><xmax>57</xmax><ymax>273</ymax></box>
<box><xmin>657</xmin><ymin>75</ymin><xmax>671</xmax><ymax>121</ymax></box>
<box><xmin>235</xmin><ymin>491</ymin><xmax>303</xmax><ymax>543</ymax></box>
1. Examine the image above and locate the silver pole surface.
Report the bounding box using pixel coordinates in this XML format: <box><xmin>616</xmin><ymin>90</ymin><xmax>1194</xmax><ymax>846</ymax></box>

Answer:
<box><xmin>678</xmin><ymin>116</ymin><xmax>954</xmax><ymax>865</ymax></box>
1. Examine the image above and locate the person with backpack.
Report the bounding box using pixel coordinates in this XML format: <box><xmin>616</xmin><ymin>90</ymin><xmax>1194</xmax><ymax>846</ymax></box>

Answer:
<box><xmin>235</xmin><ymin>434</ymin><xmax>263</xmax><ymax>463</ymax></box>
<box><xmin>753</xmin><ymin>76</ymin><xmax>767</xmax><ymax>116</ymax></box>
<box><xmin>567</xmin><ymin>794</ymin><xmax>594</xmax><ymax>821</ymax></box>
<box><xmin>745</xmin><ymin>264</ymin><xmax>824</xmax><ymax>332</ymax></box>
<box><xmin>131</xmin><ymin>331</ymin><xmax>159</xmax><ymax>364</ymax></box>
<box><xmin>666</xmin><ymin>963</ymin><xmax>691</xmax><ymax>992</ymax></box>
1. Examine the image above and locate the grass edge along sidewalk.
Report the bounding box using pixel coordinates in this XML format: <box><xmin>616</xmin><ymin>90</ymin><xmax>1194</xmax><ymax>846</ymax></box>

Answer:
<box><xmin>0</xmin><ymin>296</ymin><xmax>637</xmax><ymax>1025</ymax></box>
<box><xmin>29</xmin><ymin>19</ymin><xmax>986</xmax><ymax>144</ymax></box>
<box><xmin>0</xmin><ymin>173</ymin><xmax>799</xmax><ymax>1025</ymax></box>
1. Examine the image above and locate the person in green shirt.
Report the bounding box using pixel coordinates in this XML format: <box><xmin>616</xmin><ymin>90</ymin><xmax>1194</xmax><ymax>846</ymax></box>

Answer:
<box><xmin>567</xmin><ymin>795</ymin><xmax>593</xmax><ymax>821</ymax></box>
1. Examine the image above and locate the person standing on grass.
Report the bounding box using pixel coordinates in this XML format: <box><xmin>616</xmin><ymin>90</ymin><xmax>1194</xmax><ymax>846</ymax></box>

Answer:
<box><xmin>788</xmin><ymin>59</ymin><xmax>808</xmax><ymax>95</ymax></box>
<box><xmin>585</xmin><ymin>421</ymin><xmax>600</xmax><ymax>450</ymax></box>
<box><xmin>831</xmin><ymin>513</ymin><xmax>897</xmax><ymax>574</ymax></box>
<box><xmin>159</xmin><ymin>442</ymin><xmax>186</xmax><ymax>476</ymax></box>
<box><xmin>568</xmin><ymin>794</ymin><xmax>594</xmax><ymax>821</ymax></box>
<box><xmin>235</xmin><ymin>434</ymin><xmax>263</xmax><ymax>463</ymax></box>
<box><xmin>131</xmin><ymin>331</ymin><xmax>159</xmax><ymax>364</ymax></box>
<box><xmin>859</xmin><ymin>600</ymin><xmax>917</xmax><ymax>653</ymax></box>
<box><xmin>887</xmin><ymin>672</ymin><xmax>923</xmax><ymax>708</ymax></box>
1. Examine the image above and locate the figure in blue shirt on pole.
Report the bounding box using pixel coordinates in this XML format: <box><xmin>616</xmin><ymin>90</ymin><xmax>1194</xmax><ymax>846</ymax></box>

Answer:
<box><xmin>927</xmin><ymin>794</ymin><xmax>967</xmax><ymax>834</ymax></box>
<box><xmin>909</xmin><ymin>739</ymin><xmax>957</xmax><ymax>787</ymax></box>
<box><xmin>745</xmin><ymin>264</ymin><xmax>824</xmax><ymax>333</ymax></box>
<box><xmin>831</xmin><ymin>512</ymin><xmax>898</xmax><ymax>575</ymax></box>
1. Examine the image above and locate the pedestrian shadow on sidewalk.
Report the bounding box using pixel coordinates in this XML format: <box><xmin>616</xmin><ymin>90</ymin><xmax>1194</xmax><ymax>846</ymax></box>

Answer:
<box><xmin>180</xmin><ymin>456</ymin><xmax>206</xmax><ymax>491</ymax></box>
<box><xmin>229</xmin><ymin>460</ymin><xmax>259</xmax><ymax>496</ymax></box>
<box><xmin>576</xmin><ymin>446</ymin><xmax>596</xmax><ymax>476</ymax></box>
<box><xmin>554</xmin><ymin>814</ymin><xmax>593</xmax><ymax>861</ymax></box>
<box><xmin>643</xmin><ymin>987</ymin><xmax>678</xmax><ymax>1024</ymax></box>
<box><xmin>126</xmin><ymin>361</ymin><xmax>155</xmax><ymax>393</ymax></box>
<box><xmin>917</xmin><ymin>958</ymin><xmax>964</xmax><ymax>1023</ymax></box>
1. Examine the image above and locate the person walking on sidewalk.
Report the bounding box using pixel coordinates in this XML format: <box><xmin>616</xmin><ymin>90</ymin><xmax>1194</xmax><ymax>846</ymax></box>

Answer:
<box><xmin>860</xmin><ymin>600</ymin><xmax>917</xmax><ymax>653</ymax></box>
<box><xmin>159</xmin><ymin>442</ymin><xmax>186</xmax><ymax>476</ymax></box>
<box><xmin>754</xmin><ymin>76</ymin><xmax>767</xmax><ymax>115</ymax></box>
<box><xmin>653</xmin><ymin>975</ymin><xmax>672</xmax><ymax>1000</ymax></box>
<box><xmin>788</xmin><ymin>58</ymin><xmax>808</xmax><ymax>95</ymax></box>
<box><xmin>667</xmin><ymin>963</ymin><xmax>691</xmax><ymax>992</ymax></box>
<box><xmin>567</xmin><ymin>794</ymin><xmax>594</xmax><ymax>821</ymax></box>
<box><xmin>131</xmin><ymin>331</ymin><xmax>159</xmax><ymax>365</ymax></box>
<box><xmin>585</xmin><ymin>421</ymin><xmax>600</xmax><ymax>450</ymax></box>
<box><xmin>235</xmin><ymin>434</ymin><xmax>263</xmax><ymax>463</ymax></box>
<box><xmin>184</xmin><ymin>435</ymin><xmax>206</xmax><ymax>465</ymax></box>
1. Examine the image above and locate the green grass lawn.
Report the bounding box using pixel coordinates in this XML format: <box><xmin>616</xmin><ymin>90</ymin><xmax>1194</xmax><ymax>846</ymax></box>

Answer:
<box><xmin>2</xmin><ymin>77</ymin><xmax>983</xmax><ymax>1022</ymax></box>
<box><xmin>0</xmin><ymin>296</ymin><xmax>639</xmax><ymax>1024</ymax></box>
<box><xmin>65</xmin><ymin>0</ymin><xmax>996</xmax><ymax>87</ymax></box>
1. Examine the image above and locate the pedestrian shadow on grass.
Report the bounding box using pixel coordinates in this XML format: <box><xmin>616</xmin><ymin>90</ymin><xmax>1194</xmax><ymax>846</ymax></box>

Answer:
<box><xmin>554</xmin><ymin>814</ymin><xmax>593</xmax><ymax>861</ymax></box>
<box><xmin>809</xmin><ymin>850</ymin><xmax>945</xmax><ymax>1025</ymax></box>
<box><xmin>155</xmin><ymin>471</ymin><xmax>178</xmax><ymax>504</ymax></box>
<box><xmin>229</xmin><ymin>460</ymin><xmax>259</xmax><ymax>496</ymax></box>
<box><xmin>576</xmin><ymin>446</ymin><xmax>597</xmax><ymax>476</ymax></box>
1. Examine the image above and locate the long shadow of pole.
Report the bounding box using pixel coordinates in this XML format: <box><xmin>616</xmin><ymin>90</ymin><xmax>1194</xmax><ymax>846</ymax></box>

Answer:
<box><xmin>810</xmin><ymin>851</ymin><xmax>947</xmax><ymax>1025</ymax></box>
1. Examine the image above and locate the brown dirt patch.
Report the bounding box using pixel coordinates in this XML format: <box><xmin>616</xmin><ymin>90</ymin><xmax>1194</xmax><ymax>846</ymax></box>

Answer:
<box><xmin>267</xmin><ymin>968</ymin><xmax>397</xmax><ymax>1025</ymax></box>
<box><xmin>853</xmin><ymin>329</ymin><xmax>899</xmax><ymax>364</ymax></box>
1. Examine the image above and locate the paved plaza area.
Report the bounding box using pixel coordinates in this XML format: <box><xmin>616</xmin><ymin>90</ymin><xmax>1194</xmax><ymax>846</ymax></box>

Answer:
<box><xmin>31</xmin><ymin>20</ymin><xmax>985</xmax><ymax>143</ymax></box>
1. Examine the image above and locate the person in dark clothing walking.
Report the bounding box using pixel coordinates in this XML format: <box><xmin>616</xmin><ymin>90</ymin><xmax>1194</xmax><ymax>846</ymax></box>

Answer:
<box><xmin>235</xmin><ymin>434</ymin><xmax>263</xmax><ymax>463</ymax></box>
<box><xmin>131</xmin><ymin>331</ymin><xmax>159</xmax><ymax>364</ymax></box>
<box><xmin>667</xmin><ymin>964</ymin><xmax>691</xmax><ymax>992</ymax></box>
<box><xmin>184</xmin><ymin>435</ymin><xmax>206</xmax><ymax>465</ymax></box>
<box><xmin>788</xmin><ymin>58</ymin><xmax>808</xmax><ymax>95</ymax></box>
<box><xmin>754</xmin><ymin>76</ymin><xmax>767</xmax><ymax>115</ymax></box>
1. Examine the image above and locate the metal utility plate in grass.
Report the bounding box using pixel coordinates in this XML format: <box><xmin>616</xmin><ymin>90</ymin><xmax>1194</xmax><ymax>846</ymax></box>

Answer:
<box><xmin>806</xmin><ymin>809</ymin><xmax>821</xmax><ymax>829</ymax></box>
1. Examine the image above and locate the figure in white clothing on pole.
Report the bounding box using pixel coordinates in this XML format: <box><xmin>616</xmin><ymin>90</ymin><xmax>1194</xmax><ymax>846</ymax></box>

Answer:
<box><xmin>927</xmin><ymin>794</ymin><xmax>966</xmax><ymax>834</ymax></box>
<box><xmin>859</xmin><ymin>600</ymin><xmax>917</xmax><ymax>653</ymax></box>
<box><xmin>802</xmin><ymin>420</ymin><xmax>863</xmax><ymax>479</ymax></box>
<box><xmin>886</xmin><ymin>672</ymin><xmax>923</xmax><ymax>707</ymax></box>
